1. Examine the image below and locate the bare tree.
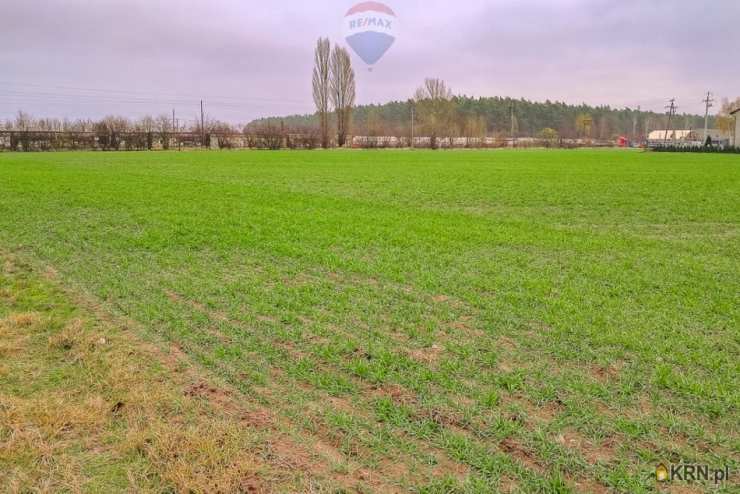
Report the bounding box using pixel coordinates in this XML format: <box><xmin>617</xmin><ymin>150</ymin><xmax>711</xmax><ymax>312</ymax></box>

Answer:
<box><xmin>575</xmin><ymin>113</ymin><xmax>593</xmax><ymax>138</ymax></box>
<box><xmin>137</xmin><ymin>115</ymin><xmax>156</xmax><ymax>150</ymax></box>
<box><xmin>329</xmin><ymin>46</ymin><xmax>356</xmax><ymax>147</ymax></box>
<box><xmin>258</xmin><ymin>122</ymin><xmax>284</xmax><ymax>150</ymax></box>
<box><xmin>312</xmin><ymin>38</ymin><xmax>331</xmax><ymax>149</ymax></box>
<box><xmin>15</xmin><ymin>111</ymin><xmax>34</xmax><ymax>131</ymax></box>
<box><xmin>156</xmin><ymin>114</ymin><xmax>172</xmax><ymax>150</ymax></box>
<box><xmin>413</xmin><ymin>78</ymin><xmax>455</xmax><ymax>149</ymax></box>
<box><xmin>366</xmin><ymin>107</ymin><xmax>381</xmax><ymax>137</ymax></box>
<box><xmin>191</xmin><ymin>114</ymin><xmax>215</xmax><ymax>148</ymax></box>
<box><xmin>210</xmin><ymin>120</ymin><xmax>236</xmax><ymax>149</ymax></box>
<box><xmin>14</xmin><ymin>111</ymin><xmax>35</xmax><ymax>151</ymax></box>
<box><xmin>95</xmin><ymin>115</ymin><xmax>129</xmax><ymax>150</ymax></box>
<box><xmin>462</xmin><ymin>114</ymin><xmax>486</xmax><ymax>147</ymax></box>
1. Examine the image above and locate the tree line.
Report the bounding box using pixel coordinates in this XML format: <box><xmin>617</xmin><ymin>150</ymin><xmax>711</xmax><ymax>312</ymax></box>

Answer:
<box><xmin>256</xmin><ymin>71</ymin><xmax>736</xmax><ymax>147</ymax></box>
<box><xmin>0</xmin><ymin>111</ymin><xmax>327</xmax><ymax>151</ymax></box>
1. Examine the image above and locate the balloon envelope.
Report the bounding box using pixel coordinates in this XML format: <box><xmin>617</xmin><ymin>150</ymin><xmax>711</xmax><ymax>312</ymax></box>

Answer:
<box><xmin>343</xmin><ymin>2</ymin><xmax>397</xmax><ymax>66</ymax></box>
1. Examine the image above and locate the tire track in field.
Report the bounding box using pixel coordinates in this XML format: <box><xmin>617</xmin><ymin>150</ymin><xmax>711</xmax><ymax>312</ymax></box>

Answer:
<box><xmin>27</xmin><ymin>256</ymin><xmax>396</xmax><ymax>493</ymax></box>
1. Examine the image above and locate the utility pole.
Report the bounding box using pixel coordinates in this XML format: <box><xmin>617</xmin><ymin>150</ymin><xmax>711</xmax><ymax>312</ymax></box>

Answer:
<box><xmin>702</xmin><ymin>91</ymin><xmax>713</xmax><ymax>144</ymax></box>
<box><xmin>645</xmin><ymin>116</ymin><xmax>650</xmax><ymax>139</ymax></box>
<box><xmin>510</xmin><ymin>101</ymin><xmax>516</xmax><ymax>147</ymax></box>
<box><xmin>410</xmin><ymin>104</ymin><xmax>415</xmax><ymax>149</ymax></box>
<box><xmin>632</xmin><ymin>105</ymin><xmax>640</xmax><ymax>141</ymax></box>
<box><xmin>664</xmin><ymin>98</ymin><xmax>676</xmax><ymax>145</ymax></box>
<box><xmin>170</xmin><ymin>108</ymin><xmax>176</xmax><ymax>151</ymax></box>
<box><xmin>200</xmin><ymin>100</ymin><xmax>205</xmax><ymax>148</ymax></box>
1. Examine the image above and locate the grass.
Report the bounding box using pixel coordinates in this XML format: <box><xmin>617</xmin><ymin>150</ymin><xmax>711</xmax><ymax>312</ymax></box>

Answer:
<box><xmin>0</xmin><ymin>253</ymin><xmax>341</xmax><ymax>492</ymax></box>
<box><xmin>0</xmin><ymin>149</ymin><xmax>737</xmax><ymax>493</ymax></box>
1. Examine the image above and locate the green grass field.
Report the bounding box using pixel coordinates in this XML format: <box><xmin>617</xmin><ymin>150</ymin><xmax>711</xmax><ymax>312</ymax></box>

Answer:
<box><xmin>0</xmin><ymin>149</ymin><xmax>738</xmax><ymax>493</ymax></box>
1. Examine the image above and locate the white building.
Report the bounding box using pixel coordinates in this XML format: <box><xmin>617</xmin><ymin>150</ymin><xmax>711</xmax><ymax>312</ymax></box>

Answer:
<box><xmin>732</xmin><ymin>108</ymin><xmax>740</xmax><ymax>148</ymax></box>
<box><xmin>647</xmin><ymin>129</ymin><xmax>695</xmax><ymax>148</ymax></box>
<box><xmin>647</xmin><ymin>130</ymin><xmax>693</xmax><ymax>142</ymax></box>
<box><xmin>647</xmin><ymin>128</ymin><xmax>730</xmax><ymax>148</ymax></box>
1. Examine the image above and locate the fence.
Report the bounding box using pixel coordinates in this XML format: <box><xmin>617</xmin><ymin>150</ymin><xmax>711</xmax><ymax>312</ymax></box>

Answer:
<box><xmin>0</xmin><ymin>130</ymin><xmax>617</xmax><ymax>152</ymax></box>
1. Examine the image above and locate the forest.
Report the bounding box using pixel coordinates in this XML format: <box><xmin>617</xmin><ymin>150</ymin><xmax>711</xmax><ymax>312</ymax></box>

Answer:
<box><xmin>250</xmin><ymin>95</ymin><xmax>711</xmax><ymax>140</ymax></box>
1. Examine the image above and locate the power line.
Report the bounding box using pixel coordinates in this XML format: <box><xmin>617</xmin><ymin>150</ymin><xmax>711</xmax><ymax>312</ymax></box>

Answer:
<box><xmin>0</xmin><ymin>81</ymin><xmax>309</xmax><ymax>106</ymax></box>
<box><xmin>0</xmin><ymin>91</ymin><xmax>307</xmax><ymax>111</ymax></box>
<box><xmin>0</xmin><ymin>81</ymin><xmax>314</xmax><ymax>126</ymax></box>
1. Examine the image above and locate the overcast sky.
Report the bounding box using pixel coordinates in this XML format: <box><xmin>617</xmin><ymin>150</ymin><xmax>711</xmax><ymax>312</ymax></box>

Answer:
<box><xmin>1</xmin><ymin>0</ymin><xmax>738</xmax><ymax>124</ymax></box>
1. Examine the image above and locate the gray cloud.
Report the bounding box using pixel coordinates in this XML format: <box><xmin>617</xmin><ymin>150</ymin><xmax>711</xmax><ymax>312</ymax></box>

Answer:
<box><xmin>1</xmin><ymin>0</ymin><xmax>737</xmax><ymax>122</ymax></box>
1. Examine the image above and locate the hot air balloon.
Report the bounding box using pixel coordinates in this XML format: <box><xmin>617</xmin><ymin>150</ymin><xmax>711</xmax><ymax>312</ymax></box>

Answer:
<box><xmin>342</xmin><ymin>2</ymin><xmax>397</xmax><ymax>68</ymax></box>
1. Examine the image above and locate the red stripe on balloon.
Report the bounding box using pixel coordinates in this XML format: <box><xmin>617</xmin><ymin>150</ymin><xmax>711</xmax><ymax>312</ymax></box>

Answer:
<box><xmin>345</xmin><ymin>2</ymin><xmax>396</xmax><ymax>16</ymax></box>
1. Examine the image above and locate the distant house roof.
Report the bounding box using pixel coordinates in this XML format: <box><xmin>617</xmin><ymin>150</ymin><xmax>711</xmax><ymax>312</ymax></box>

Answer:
<box><xmin>647</xmin><ymin>130</ymin><xmax>693</xmax><ymax>140</ymax></box>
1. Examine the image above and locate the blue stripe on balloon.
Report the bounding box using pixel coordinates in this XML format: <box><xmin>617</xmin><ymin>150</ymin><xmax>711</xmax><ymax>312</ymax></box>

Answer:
<box><xmin>345</xmin><ymin>32</ymin><xmax>395</xmax><ymax>65</ymax></box>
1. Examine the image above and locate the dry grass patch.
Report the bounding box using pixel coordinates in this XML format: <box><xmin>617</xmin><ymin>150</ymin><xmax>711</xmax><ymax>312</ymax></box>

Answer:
<box><xmin>0</xmin><ymin>256</ymin><xmax>309</xmax><ymax>493</ymax></box>
<box><xmin>5</xmin><ymin>311</ymin><xmax>41</xmax><ymax>328</ymax></box>
<box><xmin>126</xmin><ymin>421</ymin><xmax>270</xmax><ymax>493</ymax></box>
